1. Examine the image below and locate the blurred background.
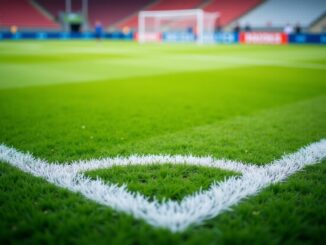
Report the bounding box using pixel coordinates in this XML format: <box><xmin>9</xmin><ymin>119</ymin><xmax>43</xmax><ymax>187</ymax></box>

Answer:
<box><xmin>0</xmin><ymin>0</ymin><xmax>326</xmax><ymax>43</ymax></box>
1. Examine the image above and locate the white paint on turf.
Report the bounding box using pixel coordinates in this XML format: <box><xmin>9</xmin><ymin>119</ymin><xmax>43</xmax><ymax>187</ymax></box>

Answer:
<box><xmin>0</xmin><ymin>140</ymin><xmax>325</xmax><ymax>232</ymax></box>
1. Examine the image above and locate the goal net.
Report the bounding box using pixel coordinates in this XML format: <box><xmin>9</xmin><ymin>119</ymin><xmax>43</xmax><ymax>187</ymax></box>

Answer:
<box><xmin>138</xmin><ymin>9</ymin><xmax>219</xmax><ymax>44</ymax></box>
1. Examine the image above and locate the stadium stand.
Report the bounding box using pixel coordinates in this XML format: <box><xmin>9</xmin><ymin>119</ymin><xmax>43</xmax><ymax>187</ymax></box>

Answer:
<box><xmin>36</xmin><ymin>0</ymin><xmax>151</xmax><ymax>28</ymax></box>
<box><xmin>237</xmin><ymin>0</ymin><xmax>326</xmax><ymax>29</ymax></box>
<box><xmin>0</xmin><ymin>0</ymin><xmax>59</xmax><ymax>29</ymax></box>
<box><xmin>116</xmin><ymin>0</ymin><xmax>204</xmax><ymax>29</ymax></box>
<box><xmin>310</xmin><ymin>13</ymin><xmax>326</xmax><ymax>33</ymax></box>
<box><xmin>3</xmin><ymin>0</ymin><xmax>325</xmax><ymax>32</ymax></box>
<box><xmin>35</xmin><ymin>0</ymin><xmax>82</xmax><ymax>20</ymax></box>
<box><xmin>88</xmin><ymin>0</ymin><xmax>151</xmax><ymax>27</ymax></box>
<box><xmin>145</xmin><ymin>0</ymin><xmax>203</xmax><ymax>11</ymax></box>
<box><xmin>203</xmin><ymin>0</ymin><xmax>262</xmax><ymax>26</ymax></box>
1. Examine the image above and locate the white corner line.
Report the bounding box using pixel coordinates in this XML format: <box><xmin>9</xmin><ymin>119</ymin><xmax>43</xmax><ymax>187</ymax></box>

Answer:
<box><xmin>0</xmin><ymin>139</ymin><xmax>326</xmax><ymax>232</ymax></box>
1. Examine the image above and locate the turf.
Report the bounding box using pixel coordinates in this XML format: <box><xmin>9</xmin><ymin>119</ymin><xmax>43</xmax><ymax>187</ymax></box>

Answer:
<box><xmin>85</xmin><ymin>164</ymin><xmax>239</xmax><ymax>201</ymax></box>
<box><xmin>0</xmin><ymin>41</ymin><xmax>326</xmax><ymax>244</ymax></box>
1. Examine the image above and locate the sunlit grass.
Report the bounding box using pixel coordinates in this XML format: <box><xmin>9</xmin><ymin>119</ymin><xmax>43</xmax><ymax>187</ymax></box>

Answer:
<box><xmin>0</xmin><ymin>41</ymin><xmax>325</xmax><ymax>244</ymax></box>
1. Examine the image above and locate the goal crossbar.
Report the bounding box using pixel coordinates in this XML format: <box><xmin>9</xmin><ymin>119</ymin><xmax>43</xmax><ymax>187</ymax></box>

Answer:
<box><xmin>138</xmin><ymin>9</ymin><xmax>219</xmax><ymax>44</ymax></box>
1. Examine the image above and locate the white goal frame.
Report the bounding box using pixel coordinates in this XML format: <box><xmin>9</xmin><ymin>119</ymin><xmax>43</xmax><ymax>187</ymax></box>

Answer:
<box><xmin>138</xmin><ymin>9</ymin><xmax>219</xmax><ymax>44</ymax></box>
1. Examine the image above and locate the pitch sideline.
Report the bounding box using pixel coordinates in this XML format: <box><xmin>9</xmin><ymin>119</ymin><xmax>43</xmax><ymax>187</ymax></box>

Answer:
<box><xmin>0</xmin><ymin>140</ymin><xmax>325</xmax><ymax>232</ymax></box>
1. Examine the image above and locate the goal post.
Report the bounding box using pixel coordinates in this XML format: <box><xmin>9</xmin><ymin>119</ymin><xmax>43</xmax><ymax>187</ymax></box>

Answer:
<box><xmin>138</xmin><ymin>9</ymin><xmax>219</xmax><ymax>44</ymax></box>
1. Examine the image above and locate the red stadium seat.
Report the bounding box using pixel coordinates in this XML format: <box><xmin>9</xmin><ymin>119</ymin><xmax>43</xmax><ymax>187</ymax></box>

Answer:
<box><xmin>36</xmin><ymin>0</ymin><xmax>151</xmax><ymax>28</ymax></box>
<box><xmin>0</xmin><ymin>0</ymin><xmax>262</xmax><ymax>31</ymax></box>
<box><xmin>203</xmin><ymin>0</ymin><xmax>262</xmax><ymax>26</ymax></box>
<box><xmin>0</xmin><ymin>0</ymin><xmax>59</xmax><ymax>29</ymax></box>
<box><xmin>117</xmin><ymin>0</ymin><xmax>204</xmax><ymax>29</ymax></box>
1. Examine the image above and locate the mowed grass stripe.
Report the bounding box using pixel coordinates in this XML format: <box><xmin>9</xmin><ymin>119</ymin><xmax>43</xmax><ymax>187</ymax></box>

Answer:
<box><xmin>109</xmin><ymin>95</ymin><xmax>326</xmax><ymax>164</ymax></box>
<box><xmin>1</xmin><ymin>42</ymin><xmax>325</xmax><ymax>89</ymax></box>
<box><xmin>0</xmin><ymin>66</ymin><xmax>325</xmax><ymax>162</ymax></box>
<box><xmin>0</xmin><ymin>42</ymin><xmax>325</xmax><ymax>244</ymax></box>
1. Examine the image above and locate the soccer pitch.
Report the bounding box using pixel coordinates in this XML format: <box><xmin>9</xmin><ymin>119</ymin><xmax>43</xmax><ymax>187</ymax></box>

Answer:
<box><xmin>0</xmin><ymin>41</ymin><xmax>326</xmax><ymax>244</ymax></box>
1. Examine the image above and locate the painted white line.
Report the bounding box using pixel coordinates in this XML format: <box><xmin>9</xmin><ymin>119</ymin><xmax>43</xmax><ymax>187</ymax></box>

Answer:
<box><xmin>0</xmin><ymin>139</ymin><xmax>325</xmax><ymax>232</ymax></box>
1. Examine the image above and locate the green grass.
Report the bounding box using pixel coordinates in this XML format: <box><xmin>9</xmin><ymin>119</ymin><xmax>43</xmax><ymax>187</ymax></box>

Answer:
<box><xmin>0</xmin><ymin>41</ymin><xmax>326</xmax><ymax>244</ymax></box>
<box><xmin>85</xmin><ymin>164</ymin><xmax>239</xmax><ymax>201</ymax></box>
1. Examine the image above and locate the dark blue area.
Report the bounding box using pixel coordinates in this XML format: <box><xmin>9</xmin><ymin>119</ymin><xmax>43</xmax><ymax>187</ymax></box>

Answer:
<box><xmin>289</xmin><ymin>34</ymin><xmax>326</xmax><ymax>44</ymax></box>
<box><xmin>0</xmin><ymin>31</ymin><xmax>134</xmax><ymax>40</ymax></box>
<box><xmin>1</xmin><ymin>31</ymin><xmax>325</xmax><ymax>45</ymax></box>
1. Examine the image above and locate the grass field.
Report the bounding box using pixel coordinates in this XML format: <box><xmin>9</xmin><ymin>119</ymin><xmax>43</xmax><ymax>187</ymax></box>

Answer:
<box><xmin>0</xmin><ymin>41</ymin><xmax>326</xmax><ymax>244</ymax></box>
